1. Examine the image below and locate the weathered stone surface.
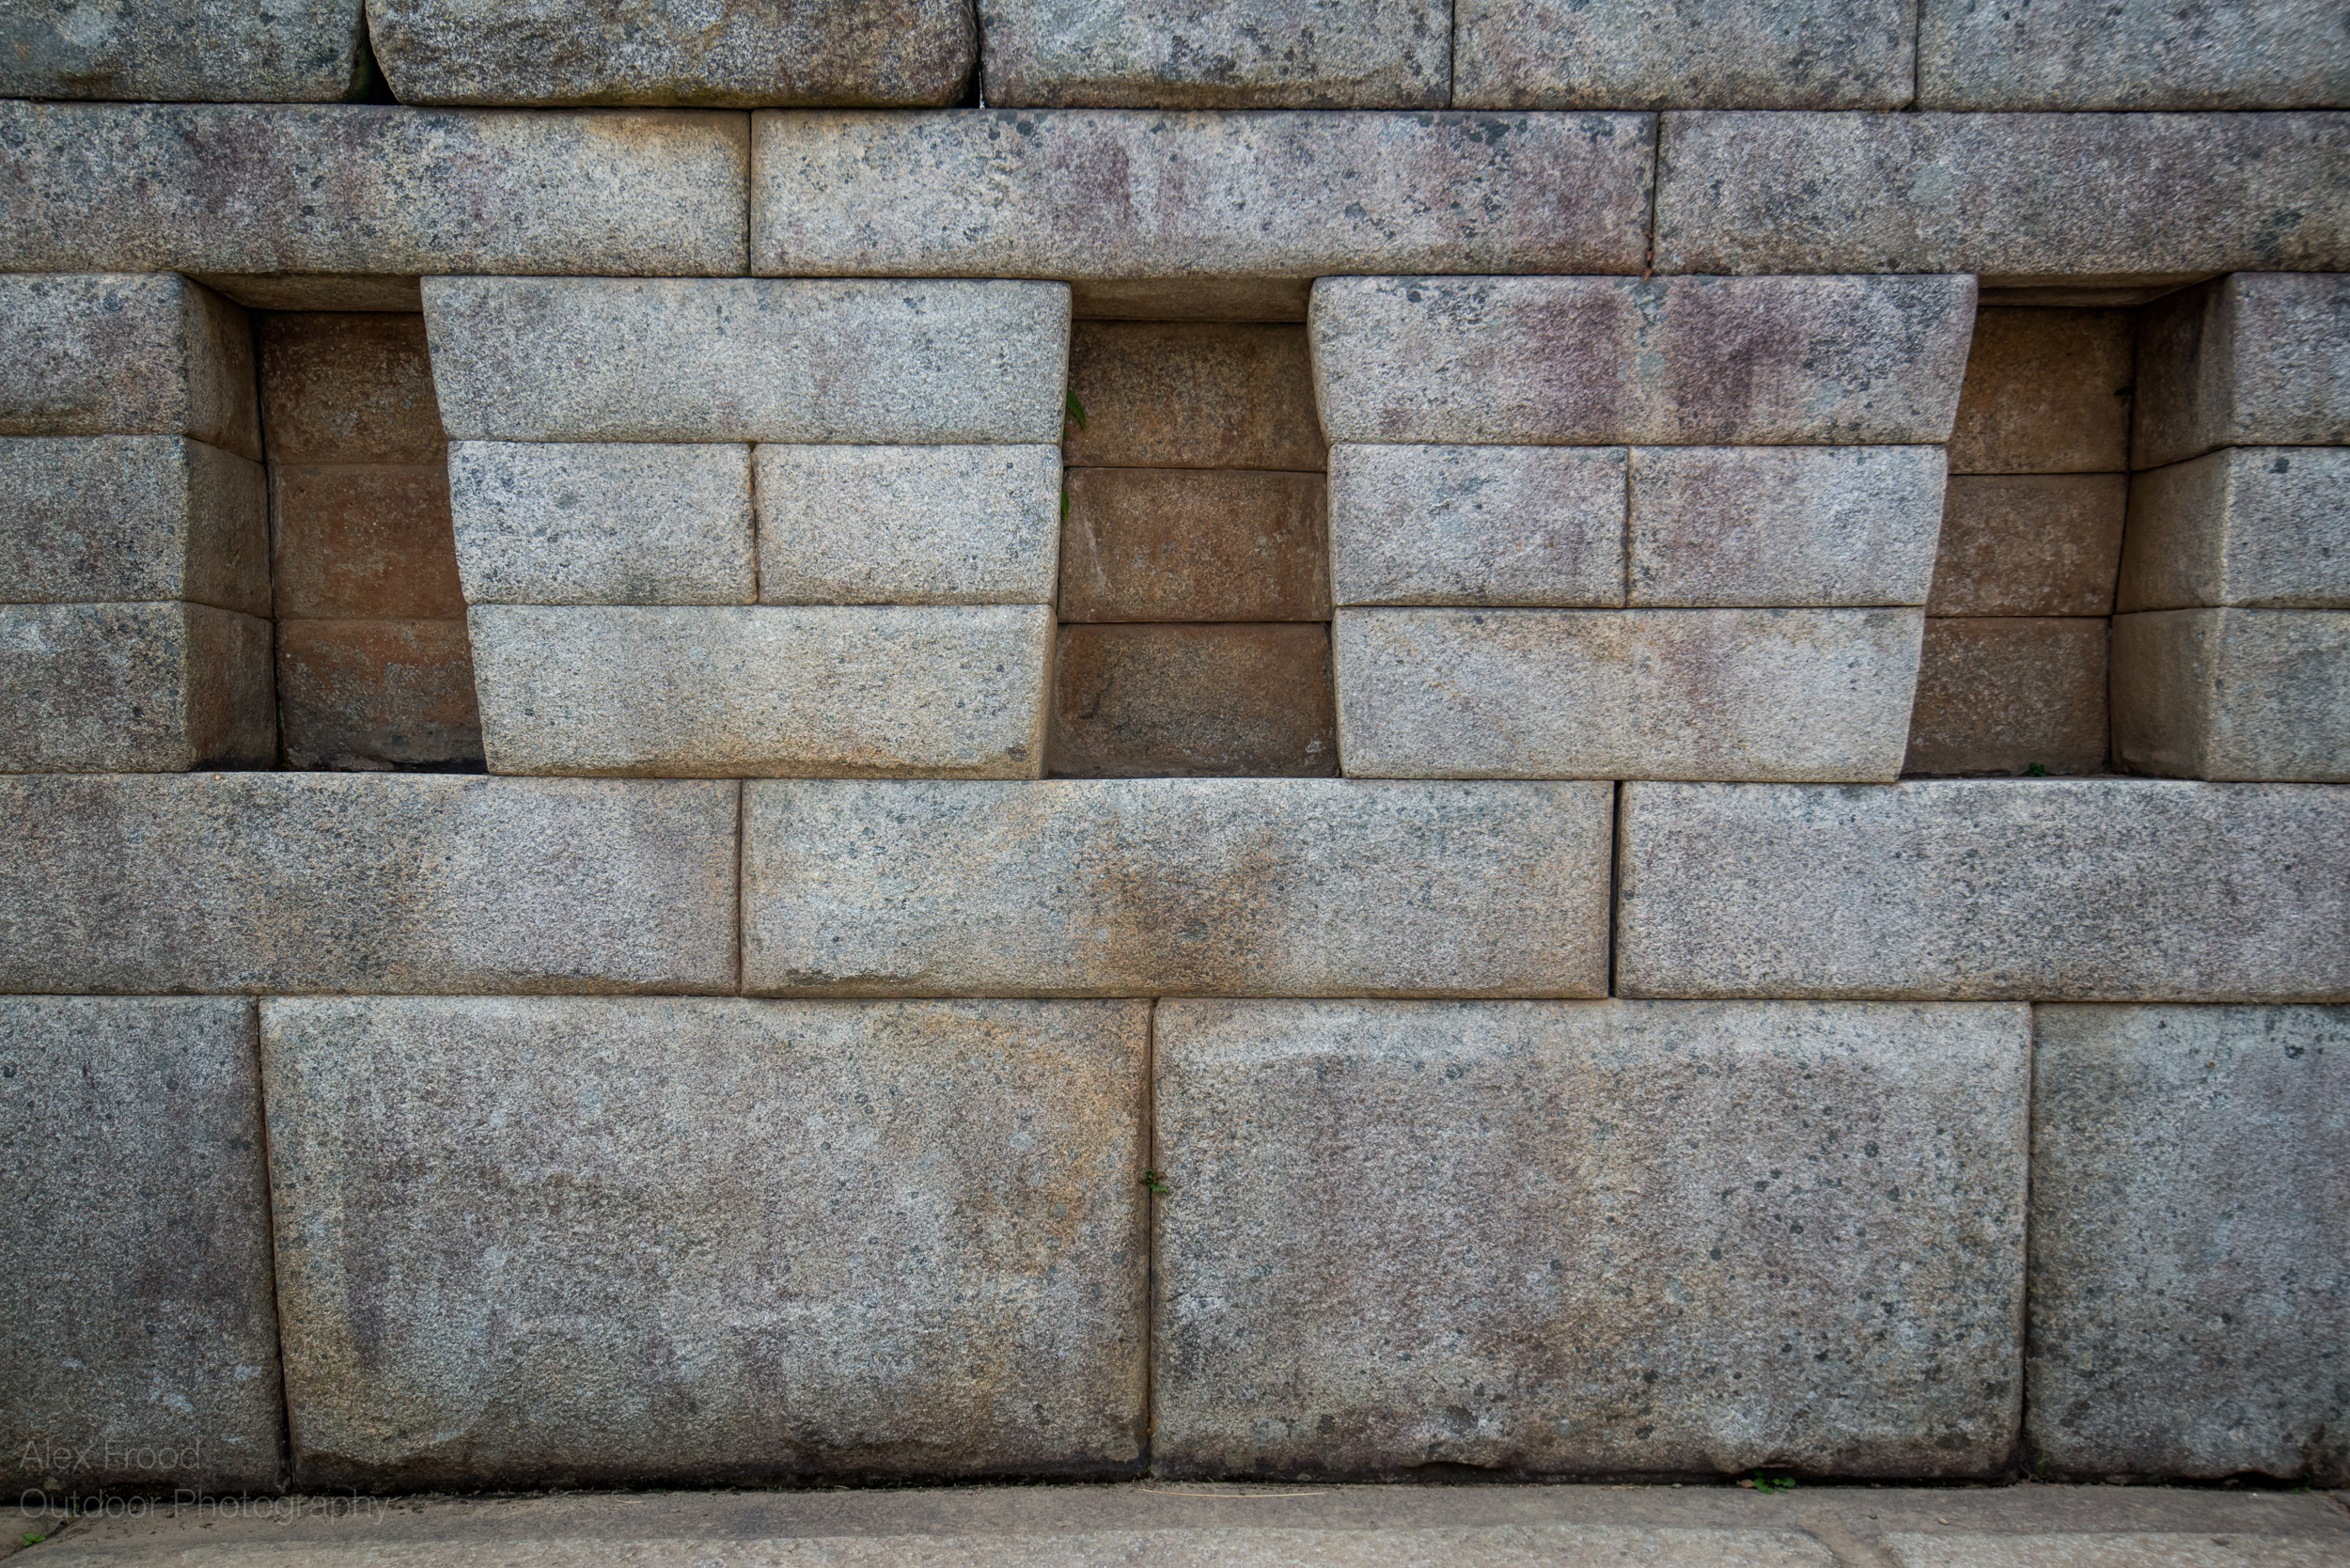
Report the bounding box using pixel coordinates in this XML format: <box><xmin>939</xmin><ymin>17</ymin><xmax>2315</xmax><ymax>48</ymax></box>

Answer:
<box><xmin>1063</xmin><ymin>321</ymin><xmax>1324</xmax><ymax>471</ymax></box>
<box><xmin>2133</xmin><ymin>273</ymin><xmax>2350</xmax><ymax>470</ymax></box>
<box><xmin>0</xmin><ymin>774</ymin><xmax>736</xmax><ymax>995</ymax></box>
<box><xmin>1904</xmin><ymin>618</ymin><xmax>2109</xmax><ymax>777</ymax></box>
<box><xmin>257</xmin><ymin>312</ymin><xmax>445</xmax><ymax>464</ymax></box>
<box><xmin>1153</xmin><ymin>998</ymin><xmax>2027</xmax><ymax>1479</ymax></box>
<box><xmin>1884</xmin><ymin>1533</ymin><xmax>2347</xmax><ymax>1568</ymax></box>
<box><xmin>199</xmin><ymin>274</ymin><xmax>426</xmax><ymax>313</ymax></box>
<box><xmin>1945</xmin><ymin>309</ymin><xmax>2135</xmax><ymax>475</ymax></box>
<box><xmin>1335</xmin><ymin>607</ymin><xmax>1925</xmax><ymax>781</ymax></box>
<box><xmin>0</xmin><ymin>436</ymin><xmax>266</xmax><ymax>615</ymax></box>
<box><xmin>1048</xmin><ymin>623</ymin><xmax>1337</xmax><ymax>776</ymax></box>
<box><xmin>1328</xmin><ymin>445</ymin><xmax>1625</xmax><ymax>608</ymax></box>
<box><xmin>1453</xmin><ymin>0</ymin><xmax>1911</xmax><ymax>110</ymax></box>
<box><xmin>262</xmin><ymin>996</ymin><xmax>1146</xmax><ymax>1488</ymax></box>
<box><xmin>981</xmin><ymin>0</ymin><xmax>1444</xmax><ymax>107</ymax></box>
<box><xmin>1312</xmin><ymin>274</ymin><xmax>1976</xmax><ymax>445</ymax></box>
<box><xmin>1616</xmin><ymin>779</ymin><xmax>2350</xmax><ymax>1000</ymax></box>
<box><xmin>755</xmin><ymin>445</ymin><xmax>1059</xmax><ymax>606</ymax></box>
<box><xmin>276</xmin><ymin>619</ymin><xmax>484</xmax><ymax>772</ymax></box>
<box><xmin>370</xmin><ymin>0</ymin><xmax>976</xmax><ymax>108</ymax></box>
<box><xmin>271</xmin><ymin>464</ymin><xmax>465</xmax><ymax>620</ymax></box>
<box><xmin>0</xmin><ymin>997</ymin><xmax>283</xmax><ymax>1497</ymax></box>
<box><xmin>2120</xmin><ymin>447</ymin><xmax>2350</xmax><ymax>610</ymax></box>
<box><xmin>751</xmin><ymin>111</ymin><xmax>1656</xmax><ymax>280</ymax></box>
<box><xmin>0</xmin><ymin>104</ymin><xmax>747</xmax><ymax>277</ymax></box>
<box><xmin>1927</xmin><ymin>475</ymin><xmax>2128</xmax><ymax>617</ymax></box>
<box><xmin>1919</xmin><ymin>0</ymin><xmax>2350</xmax><ymax>110</ymax></box>
<box><xmin>1059</xmin><ymin>470</ymin><xmax>1329</xmax><ymax>622</ymax></box>
<box><xmin>2029</xmin><ymin>1004</ymin><xmax>2348</xmax><ymax>1484</ymax></box>
<box><xmin>452</xmin><ymin>442</ymin><xmax>754</xmax><ymax>606</ymax></box>
<box><xmin>0</xmin><ymin>274</ymin><xmax>258</xmax><ymax>460</ymax></box>
<box><xmin>425</xmin><ymin>278</ymin><xmax>1068</xmax><ymax>443</ymax></box>
<box><xmin>2111</xmin><ymin>608</ymin><xmax>2350</xmax><ymax>781</ymax></box>
<box><xmin>468</xmin><ymin>604</ymin><xmax>1053</xmax><ymax>778</ymax></box>
<box><xmin>1653</xmin><ymin>113</ymin><xmax>2350</xmax><ymax>283</ymax></box>
<box><xmin>0</xmin><ymin>0</ymin><xmax>366</xmax><ymax>102</ymax></box>
<box><xmin>0</xmin><ymin>602</ymin><xmax>274</xmax><ymax>773</ymax></box>
<box><xmin>743</xmin><ymin>778</ymin><xmax>1611</xmax><ymax>996</ymax></box>
<box><xmin>1629</xmin><ymin>446</ymin><xmax>1945</xmax><ymax>607</ymax></box>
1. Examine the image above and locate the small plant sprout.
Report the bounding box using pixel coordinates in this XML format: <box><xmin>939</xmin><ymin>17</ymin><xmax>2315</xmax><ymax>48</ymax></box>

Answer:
<box><xmin>1065</xmin><ymin>390</ymin><xmax>1088</xmax><ymax>431</ymax></box>
<box><xmin>1142</xmin><ymin>1168</ymin><xmax>1170</xmax><ymax>1194</ymax></box>
<box><xmin>2027</xmin><ymin>762</ymin><xmax>2048</xmax><ymax>776</ymax></box>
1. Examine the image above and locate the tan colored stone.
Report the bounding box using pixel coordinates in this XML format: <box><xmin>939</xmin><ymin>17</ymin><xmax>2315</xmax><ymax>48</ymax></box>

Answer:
<box><xmin>275</xmin><ymin>619</ymin><xmax>484</xmax><ymax>772</ymax></box>
<box><xmin>270</xmin><ymin>463</ymin><xmax>464</xmax><ymax>620</ymax></box>
<box><xmin>0</xmin><ymin>601</ymin><xmax>274</xmax><ymax>773</ymax></box>
<box><xmin>1328</xmin><ymin>444</ymin><xmax>1626</xmax><ymax>608</ymax></box>
<box><xmin>1058</xmin><ymin>469</ymin><xmax>1330</xmax><ymax>622</ymax></box>
<box><xmin>2119</xmin><ymin>447</ymin><xmax>2350</xmax><ymax>611</ymax></box>
<box><xmin>1063</xmin><ymin>322</ymin><xmax>1324</xmax><ymax>470</ymax></box>
<box><xmin>756</xmin><ymin>445</ymin><xmax>1059</xmax><ymax>606</ymax></box>
<box><xmin>2111</xmin><ymin>607</ymin><xmax>2350</xmax><ymax>781</ymax></box>
<box><xmin>1926</xmin><ymin>475</ymin><xmax>2128</xmax><ymax>617</ymax></box>
<box><xmin>1903</xmin><ymin>618</ymin><xmax>2109</xmax><ymax>777</ymax></box>
<box><xmin>1073</xmin><ymin>276</ymin><xmax>1313</xmax><ymax>321</ymax></box>
<box><xmin>1455</xmin><ymin>0</ymin><xmax>1911</xmax><ymax>109</ymax></box>
<box><xmin>455</xmin><ymin>442</ymin><xmax>755</xmax><ymax>607</ymax></box>
<box><xmin>2134</xmin><ymin>272</ymin><xmax>2350</xmax><ymax>470</ymax></box>
<box><xmin>1048</xmin><ymin>623</ymin><xmax>1338</xmax><ymax>777</ymax></box>
<box><xmin>0</xmin><ymin>435</ymin><xmax>268</xmax><ymax>615</ymax></box>
<box><xmin>257</xmin><ymin>312</ymin><xmax>446</xmax><ymax>464</ymax></box>
<box><xmin>1945</xmin><ymin>308</ymin><xmax>2136</xmax><ymax>475</ymax></box>
<box><xmin>980</xmin><ymin>0</ymin><xmax>1446</xmax><ymax>107</ymax></box>
<box><xmin>0</xmin><ymin>273</ymin><xmax>258</xmax><ymax>460</ymax></box>
<box><xmin>198</xmin><ymin>274</ymin><xmax>425</xmax><ymax>312</ymax></box>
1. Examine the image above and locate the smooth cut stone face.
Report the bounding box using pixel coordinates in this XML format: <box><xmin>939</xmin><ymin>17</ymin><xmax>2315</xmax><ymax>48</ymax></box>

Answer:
<box><xmin>0</xmin><ymin>273</ymin><xmax>258</xmax><ymax>460</ymax></box>
<box><xmin>1327</xmin><ymin>445</ymin><xmax>1626</xmax><ymax>608</ymax></box>
<box><xmin>1058</xmin><ymin>469</ymin><xmax>1331</xmax><ymax>622</ymax></box>
<box><xmin>757</xmin><ymin>445</ymin><xmax>1060</xmax><ymax>606</ymax></box>
<box><xmin>1310</xmin><ymin>274</ymin><xmax>1977</xmax><ymax>445</ymax></box>
<box><xmin>2133</xmin><ymin>274</ymin><xmax>2350</xmax><ymax>471</ymax></box>
<box><xmin>2119</xmin><ymin>447</ymin><xmax>2350</xmax><ymax>611</ymax></box>
<box><xmin>1615</xmin><ymin>779</ymin><xmax>2350</xmax><ymax>1001</ymax></box>
<box><xmin>742</xmin><ymin>778</ymin><xmax>1613</xmax><ymax>998</ymax></box>
<box><xmin>451</xmin><ymin>442</ymin><xmax>754</xmax><ymax>606</ymax></box>
<box><xmin>1334</xmin><ymin>606</ymin><xmax>1925</xmax><ymax>781</ymax></box>
<box><xmin>1453</xmin><ymin>0</ymin><xmax>1913</xmax><ymax>110</ymax></box>
<box><xmin>1152</xmin><ymin>998</ymin><xmax>2028</xmax><ymax>1480</ymax></box>
<box><xmin>1063</xmin><ymin>321</ymin><xmax>1325</xmax><ymax>471</ymax></box>
<box><xmin>262</xmin><ymin>996</ymin><xmax>1147</xmax><ymax>1489</ymax></box>
<box><xmin>2029</xmin><ymin>1004</ymin><xmax>2349</xmax><ymax>1484</ymax></box>
<box><xmin>0</xmin><ymin>436</ymin><xmax>268</xmax><ymax>615</ymax></box>
<box><xmin>1047</xmin><ymin>622</ymin><xmax>1339</xmax><ymax>777</ymax></box>
<box><xmin>0</xmin><ymin>774</ymin><xmax>739</xmax><ymax>996</ymax></box>
<box><xmin>271</xmin><ymin>464</ymin><xmax>464</xmax><ymax>619</ymax></box>
<box><xmin>1</xmin><ymin>997</ymin><xmax>285</xmax><ymax>1497</ymax></box>
<box><xmin>275</xmin><ymin>618</ymin><xmax>484</xmax><ymax>772</ymax></box>
<box><xmin>258</xmin><ymin>311</ymin><xmax>446</xmax><ymax>464</ymax></box>
<box><xmin>1927</xmin><ymin>474</ymin><xmax>2127</xmax><ymax>617</ymax></box>
<box><xmin>2110</xmin><ymin>608</ymin><xmax>2350</xmax><ymax>782</ymax></box>
<box><xmin>1903</xmin><ymin>617</ymin><xmax>2110</xmax><ymax>777</ymax></box>
<box><xmin>0</xmin><ymin>601</ymin><xmax>274</xmax><ymax>773</ymax></box>
<box><xmin>0</xmin><ymin>0</ymin><xmax>366</xmax><ymax>102</ymax></box>
<box><xmin>1919</xmin><ymin>0</ymin><xmax>2350</xmax><ymax>110</ymax></box>
<box><xmin>1944</xmin><ymin>308</ymin><xmax>2135</xmax><ymax>475</ymax></box>
<box><xmin>980</xmin><ymin>0</ymin><xmax>1448</xmax><ymax>108</ymax></box>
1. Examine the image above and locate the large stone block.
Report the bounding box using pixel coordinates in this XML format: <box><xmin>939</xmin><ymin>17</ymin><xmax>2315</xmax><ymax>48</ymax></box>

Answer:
<box><xmin>1048</xmin><ymin>623</ymin><xmax>1338</xmax><ymax>776</ymax></box>
<box><xmin>424</xmin><ymin>277</ymin><xmax>1069</xmax><ymax>444</ymax></box>
<box><xmin>1311</xmin><ymin>274</ymin><xmax>1976</xmax><ymax>445</ymax></box>
<box><xmin>2119</xmin><ymin>447</ymin><xmax>2350</xmax><ymax>611</ymax></box>
<box><xmin>276</xmin><ymin>619</ymin><xmax>484</xmax><ymax>772</ymax></box>
<box><xmin>1944</xmin><ymin>309</ymin><xmax>2136</xmax><ymax>476</ymax></box>
<box><xmin>369</xmin><ymin>0</ymin><xmax>975</xmax><ymax>108</ymax></box>
<box><xmin>1152</xmin><ymin>998</ymin><xmax>2028</xmax><ymax>1479</ymax></box>
<box><xmin>0</xmin><ymin>602</ymin><xmax>274</xmax><ymax>773</ymax></box>
<box><xmin>2111</xmin><ymin>608</ymin><xmax>2350</xmax><ymax>781</ymax></box>
<box><xmin>0</xmin><ymin>0</ymin><xmax>366</xmax><ymax>102</ymax></box>
<box><xmin>1452</xmin><ymin>0</ymin><xmax>1912</xmax><ymax>110</ymax></box>
<box><xmin>1904</xmin><ymin>618</ymin><xmax>2109</xmax><ymax>777</ymax></box>
<box><xmin>1628</xmin><ymin>446</ymin><xmax>1946</xmax><ymax>608</ymax></box>
<box><xmin>2028</xmin><ymin>1004</ymin><xmax>2348</xmax><ymax>1485</ymax></box>
<box><xmin>1328</xmin><ymin>444</ymin><xmax>1626</xmax><ymax>608</ymax></box>
<box><xmin>2133</xmin><ymin>273</ymin><xmax>2350</xmax><ymax>470</ymax></box>
<box><xmin>0</xmin><ymin>103</ymin><xmax>747</xmax><ymax>277</ymax></box>
<box><xmin>1334</xmin><ymin>607</ymin><xmax>1925</xmax><ymax>781</ymax></box>
<box><xmin>756</xmin><ymin>445</ymin><xmax>1060</xmax><ymax>606</ymax></box>
<box><xmin>451</xmin><ymin>442</ymin><xmax>754</xmax><ymax>606</ymax></box>
<box><xmin>1058</xmin><ymin>469</ymin><xmax>1329</xmax><ymax>622</ymax></box>
<box><xmin>1063</xmin><ymin>321</ymin><xmax>1324</xmax><ymax>471</ymax></box>
<box><xmin>261</xmin><ymin>996</ymin><xmax>1146</xmax><ymax>1488</ymax></box>
<box><xmin>468</xmin><ymin>604</ymin><xmax>1053</xmax><ymax>778</ymax></box>
<box><xmin>0</xmin><ymin>997</ymin><xmax>283</xmax><ymax>1497</ymax></box>
<box><xmin>1653</xmin><ymin>113</ymin><xmax>2350</xmax><ymax>283</ymax></box>
<box><xmin>742</xmin><ymin>778</ymin><xmax>1612</xmax><ymax>996</ymax></box>
<box><xmin>271</xmin><ymin>464</ymin><xmax>465</xmax><ymax>620</ymax></box>
<box><xmin>751</xmin><ymin>110</ymin><xmax>1656</xmax><ymax>280</ymax></box>
<box><xmin>1615</xmin><ymin>779</ymin><xmax>2350</xmax><ymax>1000</ymax></box>
<box><xmin>0</xmin><ymin>774</ymin><xmax>736</xmax><ymax>995</ymax></box>
<box><xmin>0</xmin><ymin>274</ymin><xmax>258</xmax><ymax>460</ymax></box>
<box><xmin>1919</xmin><ymin>0</ymin><xmax>2350</xmax><ymax>110</ymax></box>
<box><xmin>256</xmin><ymin>312</ymin><xmax>445</xmax><ymax>465</ymax></box>
<box><xmin>0</xmin><ymin>436</ymin><xmax>266</xmax><ymax>615</ymax></box>
<box><xmin>980</xmin><ymin>0</ymin><xmax>1445</xmax><ymax>107</ymax></box>
<box><xmin>1927</xmin><ymin>475</ymin><xmax>2127</xmax><ymax>617</ymax></box>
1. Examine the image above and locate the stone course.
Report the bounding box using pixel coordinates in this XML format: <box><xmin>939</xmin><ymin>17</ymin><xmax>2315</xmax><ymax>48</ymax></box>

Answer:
<box><xmin>0</xmin><ymin>602</ymin><xmax>274</xmax><ymax>773</ymax></box>
<box><xmin>757</xmin><ymin>446</ymin><xmax>1061</xmax><ymax>606</ymax></box>
<box><xmin>2132</xmin><ymin>273</ymin><xmax>2350</xmax><ymax>470</ymax></box>
<box><xmin>269</xmin><ymin>463</ymin><xmax>465</xmax><ymax>620</ymax></box>
<box><xmin>452</xmin><ymin>442</ymin><xmax>756</xmax><ymax>606</ymax></box>
<box><xmin>0</xmin><ymin>436</ymin><xmax>268</xmax><ymax>615</ymax></box>
<box><xmin>1063</xmin><ymin>321</ymin><xmax>1324</xmax><ymax>471</ymax></box>
<box><xmin>2119</xmin><ymin>447</ymin><xmax>2350</xmax><ymax>611</ymax></box>
<box><xmin>1903</xmin><ymin>618</ymin><xmax>2110</xmax><ymax>777</ymax></box>
<box><xmin>979</xmin><ymin>0</ymin><xmax>1447</xmax><ymax>107</ymax></box>
<box><xmin>1927</xmin><ymin>475</ymin><xmax>2127</xmax><ymax>617</ymax></box>
<box><xmin>2110</xmin><ymin>608</ymin><xmax>2350</xmax><ymax>781</ymax></box>
<box><xmin>1944</xmin><ymin>309</ymin><xmax>2134</xmax><ymax>475</ymax></box>
<box><xmin>1919</xmin><ymin>0</ymin><xmax>2350</xmax><ymax>110</ymax></box>
<box><xmin>274</xmin><ymin>619</ymin><xmax>486</xmax><ymax>773</ymax></box>
<box><xmin>0</xmin><ymin>0</ymin><xmax>368</xmax><ymax>103</ymax></box>
<box><xmin>1452</xmin><ymin>0</ymin><xmax>1912</xmax><ymax>110</ymax></box>
<box><xmin>257</xmin><ymin>312</ymin><xmax>446</xmax><ymax>464</ymax></box>
<box><xmin>0</xmin><ymin>273</ymin><xmax>259</xmax><ymax>459</ymax></box>
<box><xmin>1049</xmin><ymin>623</ymin><xmax>1338</xmax><ymax>776</ymax></box>
<box><xmin>1059</xmin><ymin>469</ymin><xmax>1329</xmax><ymax>622</ymax></box>
<box><xmin>1328</xmin><ymin>445</ymin><xmax>1626</xmax><ymax>608</ymax></box>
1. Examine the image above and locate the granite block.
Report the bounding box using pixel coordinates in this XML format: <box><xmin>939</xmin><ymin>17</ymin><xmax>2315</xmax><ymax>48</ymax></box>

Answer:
<box><xmin>1328</xmin><ymin>444</ymin><xmax>1626</xmax><ymax>608</ymax></box>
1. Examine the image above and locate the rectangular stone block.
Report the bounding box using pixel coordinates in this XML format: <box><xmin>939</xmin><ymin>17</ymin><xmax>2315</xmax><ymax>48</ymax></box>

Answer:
<box><xmin>1453</xmin><ymin>0</ymin><xmax>1912</xmax><ymax>110</ymax></box>
<box><xmin>1927</xmin><ymin>474</ymin><xmax>2128</xmax><ymax>617</ymax></box>
<box><xmin>2133</xmin><ymin>273</ymin><xmax>2350</xmax><ymax>470</ymax></box>
<box><xmin>272</xmin><ymin>463</ymin><xmax>465</xmax><ymax>620</ymax></box>
<box><xmin>1058</xmin><ymin>469</ymin><xmax>1329</xmax><ymax>621</ymax></box>
<box><xmin>2120</xmin><ymin>447</ymin><xmax>2350</xmax><ymax>611</ymax></box>
<box><xmin>424</xmin><ymin>277</ymin><xmax>1069</xmax><ymax>444</ymax></box>
<box><xmin>1152</xmin><ymin>998</ymin><xmax>2027</xmax><ymax>1479</ymax></box>
<box><xmin>0</xmin><ymin>602</ymin><xmax>274</xmax><ymax>773</ymax></box>
<box><xmin>0</xmin><ymin>773</ymin><xmax>737</xmax><ymax>995</ymax></box>
<box><xmin>1945</xmin><ymin>308</ymin><xmax>2135</xmax><ymax>475</ymax></box>
<box><xmin>1063</xmin><ymin>321</ymin><xmax>1323</xmax><ymax>471</ymax></box>
<box><xmin>369</xmin><ymin>0</ymin><xmax>975</xmax><ymax>107</ymax></box>
<box><xmin>1</xmin><ymin>1</ymin><xmax>363</xmax><ymax>102</ymax></box>
<box><xmin>0</xmin><ymin>435</ymin><xmax>267</xmax><ymax>615</ymax></box>
<box><xmin>0</xmin><ymin>103</ymin><xmax>748</xmax><ymax>277</ymax></box>
<box><xmin>1048</xmin><ymin>623</ymin><xmax>1338</xmax><ymax>777</ymax></box>
<box><xmin>1615</xmin><ymin>779</ymin><xmax>2350</xmax><ymax>1000</ymax></box>
<box><xmin>0</xmin><ymin>274</ymin><xmax>258</xmax><ymax>460</ymax></box>
<box><xmin>1</xmin><ymin>997</ymin><xmax>283</xmax><ymax>1497</ymax></box>
<box><xmin>1328</xmin><ymin>445</ymin><xmax>1625</xmax><ymax>608</ymax></box>
<box><xmin>1904</xmin><ymin>617</ymin><xmax>2109</xmax><ymax>777</ymax></box>
<box><xmin>453</xmin><ymin>442</ymin><xmax>754</xmax><ymax>606</ymax></box>
<box><xmin>1919</xmin><ymin>0</ymin><xmax>2350</xmax><ymax>110</ymax></box>
<box><xmin>751</xmin><ymin>110</ymin><xmax>1656</xmax><ymax>280</ymax></box>
<box><xmin>742</xmin><ymin>777</ymin><xmax>1612</xmax><ymax>997</ymax></box>
<box><xmin>2028</xmin><ymin>1004</ymin><xmax>2348</xmax><ymax>1485</ymax></box>
<box><xmin>1312</xmin><ymin>274</ymin><xmax>1976</xmax><ymax>445</ymax></box>
<box><xmin>1653</xmin><ymin>113</ymin><xmax>2350</xmax><ymax>283</ymax></box>
<box><xmin>1334</xmin><ymin>606</ymin><xmax>1925</xmax><ymax>781</ymax></box>
<box><xmin>262</xmin><ymin>996</ymin><xmax>1146</xmax><ymax>1488</ymax></box>
<box><xmin>468</xmin><ymin>604</ymin><xmax>1053</xmax><ymax>778</ymax></box>
<box><xmin>755</xmin><ymin>445</ymin><xmax>1058</xmax><ymax>606</ymax></box>
<box><xmin>1628</xmin><ymin>446</ymin><xmax>1946</xmax><ymax>607</ymax></box>
<box><xmin>276</xmin><ymin>619</ymin><xmax>485</xmax><ymax>772</ymax></box>
<box><xmin>980</xmin><ymin>0</ymin><xmax>1445</xmax><ymax>107</ymax></box>
<box><xmin>257</xmin><ymin>312</ymin><xmax>445</xmax><ymax>465</ymax></box>
<box><xmin>2111</xmin><ymin>608</ymin><xmax>2350</xmax><ymax>782</ymax></box>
